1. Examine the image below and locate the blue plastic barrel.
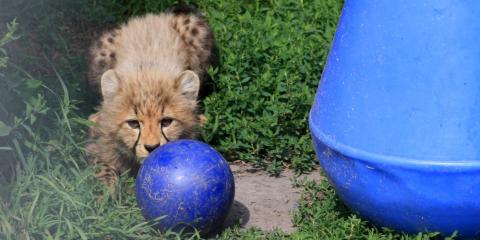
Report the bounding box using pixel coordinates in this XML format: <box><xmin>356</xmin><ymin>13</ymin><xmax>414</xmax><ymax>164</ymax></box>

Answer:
<box><xmin>309</xmin><ymin>1</ymin><xmax>480</xmax><ymax>238</ymax></box>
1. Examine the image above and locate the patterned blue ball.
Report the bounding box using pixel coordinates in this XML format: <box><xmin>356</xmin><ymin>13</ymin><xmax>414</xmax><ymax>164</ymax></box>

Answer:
<box><xmin>135</xmin><ymin>140</ymin><xmax>234</xmax><ymax>234</ymax></box>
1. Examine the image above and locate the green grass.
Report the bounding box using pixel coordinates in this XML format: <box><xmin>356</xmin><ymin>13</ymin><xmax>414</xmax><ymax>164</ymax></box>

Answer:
<box><xmin>200</xmin><ymin>1</ymin><xmax>341</xmax><ymax>174</ymax></box>
<box><xmin>0</xmin><ymin>0</ymin><xmax>456</xmax><ymax>239</ymax></box>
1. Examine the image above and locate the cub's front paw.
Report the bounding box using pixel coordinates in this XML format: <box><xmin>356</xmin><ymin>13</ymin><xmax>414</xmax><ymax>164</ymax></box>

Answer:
<box><xmin>95</xmin><ymin>163</ymin><xmax>119</xmax><ymax>195</ymax></box>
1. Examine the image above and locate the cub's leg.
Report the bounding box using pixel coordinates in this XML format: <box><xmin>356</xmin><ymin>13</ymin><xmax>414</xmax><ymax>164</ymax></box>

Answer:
<box><xmin>95</xmin><ymin>163</ymin><xmax>119</xmax><ymax>193</ymax></box>
<box><xmin>86</xmin><ymin>133</ymin><xmax>130</xmax><ymax>193</ymax></box>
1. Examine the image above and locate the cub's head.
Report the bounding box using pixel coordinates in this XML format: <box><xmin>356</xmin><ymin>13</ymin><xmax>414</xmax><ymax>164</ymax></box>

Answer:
<box><xmin>98</xmin><ymin>69</ymin><xmax>205</xmax><ymax>163</ymax></box>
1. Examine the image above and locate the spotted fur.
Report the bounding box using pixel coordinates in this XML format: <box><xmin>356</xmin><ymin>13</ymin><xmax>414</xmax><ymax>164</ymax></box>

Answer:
<box><xmin>86</xmin><ymin>7</ymin><xmax>217</xmax><ymax>188</ymax></box>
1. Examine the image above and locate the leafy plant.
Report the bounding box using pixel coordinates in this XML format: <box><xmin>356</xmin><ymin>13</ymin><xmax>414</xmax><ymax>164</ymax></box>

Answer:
<box><xmin>196</xmin><ymin>0</ymin><xmax>342</xmax><ymax>174</ymax></box>
<box><xmin>0</xmin><ymin>20</ymin><xmax>18</xmax><ymax>69</ymax></box>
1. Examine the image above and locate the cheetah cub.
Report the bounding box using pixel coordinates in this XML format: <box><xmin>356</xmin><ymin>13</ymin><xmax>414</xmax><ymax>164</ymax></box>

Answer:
<box><xmin>86</xmin><ymin>6</ymin><xmax>217</xmax><ymax>187</ymax></box>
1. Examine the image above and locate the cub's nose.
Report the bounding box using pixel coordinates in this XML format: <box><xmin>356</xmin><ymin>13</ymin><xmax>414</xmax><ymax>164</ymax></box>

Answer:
<box><xmin>144</xmin><ymin>144</ymin><xmax>160</xmax><ymax>153</ymax></box>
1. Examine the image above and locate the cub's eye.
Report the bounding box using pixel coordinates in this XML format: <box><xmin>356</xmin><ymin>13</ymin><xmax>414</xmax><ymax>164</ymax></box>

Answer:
<box><xmin>126</xmin><ymin>120</ymin><xmax>140</xmax><ymax>129</ymax></box>
<box><xmin>160</xmin><ymin>117</ymin><xmax>174</xmax><ymax>127</ymax></box>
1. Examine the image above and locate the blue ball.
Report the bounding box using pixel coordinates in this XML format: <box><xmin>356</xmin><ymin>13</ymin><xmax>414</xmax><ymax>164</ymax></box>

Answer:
<box><xmin>135</xmin><ymin>140</ymin><xmax>235</xmax><ymax>234</ymax></box>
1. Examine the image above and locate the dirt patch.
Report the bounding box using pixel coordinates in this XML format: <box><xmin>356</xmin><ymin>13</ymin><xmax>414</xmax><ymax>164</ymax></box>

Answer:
<box><xmin>223</xmin><ymin>162</ymin><xmax>323</xmax><ymax>233</ymax></box>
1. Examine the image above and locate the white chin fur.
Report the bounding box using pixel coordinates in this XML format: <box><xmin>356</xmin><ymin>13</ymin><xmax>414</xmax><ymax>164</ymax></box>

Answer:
<box><xmin>136</xmin><ymin>156</ymin><xmax>147</xmax><ymax>164</ymax></box>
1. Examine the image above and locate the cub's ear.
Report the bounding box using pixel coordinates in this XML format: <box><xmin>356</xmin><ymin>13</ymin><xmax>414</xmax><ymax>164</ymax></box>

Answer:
<box><xmin>176</xmin><ymin>70</ymin><xmax>200</xmax><ymax>101</ymax></box>
<box><xmin>101</xmin><ymin>69</ymin><xmax>120</xmax><ymax>99</ymax></box>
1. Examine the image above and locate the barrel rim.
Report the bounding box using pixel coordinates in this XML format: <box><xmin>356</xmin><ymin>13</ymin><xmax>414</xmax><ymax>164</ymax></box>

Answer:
<box><xmin>309</xmin><ymin>111</ymin><xmax>480</xmax><ymax>169</ymax></box>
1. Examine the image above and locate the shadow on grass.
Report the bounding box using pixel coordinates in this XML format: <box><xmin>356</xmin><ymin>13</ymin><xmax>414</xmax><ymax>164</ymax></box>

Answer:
<box><xmin>0</xmin><ymin>0</ymin><xmax>128</xmax><ymax>183</ymax></box>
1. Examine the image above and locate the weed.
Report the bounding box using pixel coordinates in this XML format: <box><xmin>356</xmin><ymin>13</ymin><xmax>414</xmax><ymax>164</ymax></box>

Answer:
<box><xmin>290</xmin><ymin>180</ymin><xmax>452</xmax><ymax>240</ymax></box>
